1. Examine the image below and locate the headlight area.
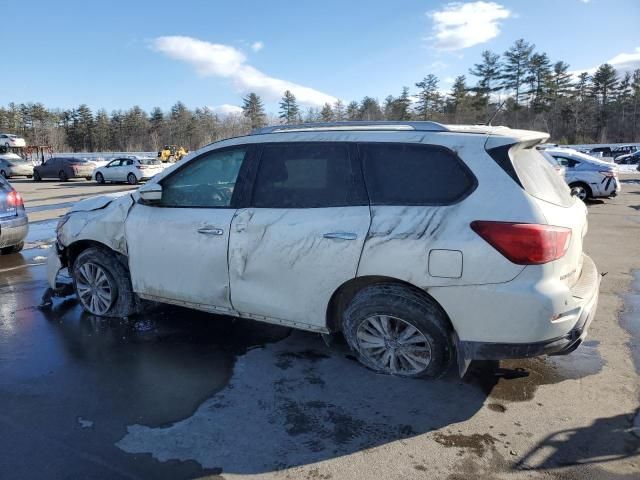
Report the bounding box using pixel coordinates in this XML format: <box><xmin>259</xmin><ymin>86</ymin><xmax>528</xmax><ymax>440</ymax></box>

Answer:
<box><xmin>55</xmin><ymin>215</ymin><xmax>70</xmax><ymax>244</ymax></box>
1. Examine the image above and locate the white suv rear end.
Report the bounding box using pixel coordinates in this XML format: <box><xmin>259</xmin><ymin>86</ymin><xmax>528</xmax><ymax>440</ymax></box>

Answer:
<box><xmin>48</xmin><ymin>122</ymin><xmax>600</xmax><ymax>378</ymax></box>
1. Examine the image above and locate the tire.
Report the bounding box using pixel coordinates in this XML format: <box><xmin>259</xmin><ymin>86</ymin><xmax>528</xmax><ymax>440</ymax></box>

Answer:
<box><xmin>59</xmin><ymin>170</ymin><xmax>68</xmax><ymax>182</ymax></box>
<box><xmin>0</xmin><ymin>242</ymin><xmax>24</xmax><ymax>255</ymax></box>
<box><xmin>127</xmin><ymin>173</ymin><xmax>138</xmax><ymax>185</ymax></box>
<box><xmin>95</xmin><ymin>172</ymin><xmax>105</xmax><ymax>184</ymax></box>
<box><xmin>0</xmin><ymin>170</ymin><xmax>7</xmax><ymax>179</ymax></box>
<box><xmin>72</xmin><ymin>247</ymin><xmax>139</xmax><ymax>317</ymax></box>
<box><xmin>342</xmin><ymin>283</ymin><xmax>452</xmax><ymax>378</ymax></box>
<box><xmin>27</xmin><ymin>175</ymin><xmax>33</xmax><ymax>179</ymax></box>
<box><xmin>33</xmin><ymin>171</ymin><xmax>41</xmax><ymax>182</ymax></box>
<box><xmin>569</xmin><ymin>182</ymin><xmax>592</xmax><ymax>201</ymax></box>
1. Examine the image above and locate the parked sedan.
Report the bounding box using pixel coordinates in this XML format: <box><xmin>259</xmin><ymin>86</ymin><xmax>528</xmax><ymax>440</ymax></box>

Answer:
<box><xmin>0</xmin><ymin>133</ymin><xmax>26</xmax><ymax>148</ymax></box>
<box><xmin>93</xmin><ymin>157</ymin><xmax>165</xmax><ymax>185</ymax></box>
<box><xmin>615</xmin><ymin>151</ymin><xmax>640</xmax><ymax>165</ymax></box>
<box><xmin>0</xmin><ymin>154</ymin><xmax>34</xmax><ymax>179</ymax></box>
<box><xmin>33</xmin><ymin>157</ymin><xmax>95</xmax><ymax>182</ymax></box>
<box><xmin>0</xmin><ymin>175</ymin><xmax>28</xmax><ymax>254</ymax></box>
<box><xmin>546</xmin><ymin>148</ymin><xmax>620</xmax><ymax>200</ymax></box>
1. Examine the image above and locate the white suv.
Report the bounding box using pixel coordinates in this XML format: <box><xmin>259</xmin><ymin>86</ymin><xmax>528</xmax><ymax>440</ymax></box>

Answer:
<box><xmin>48</xmin><ymin>122</ymin><xmax>600</xmax><ymax>378</ymax></box>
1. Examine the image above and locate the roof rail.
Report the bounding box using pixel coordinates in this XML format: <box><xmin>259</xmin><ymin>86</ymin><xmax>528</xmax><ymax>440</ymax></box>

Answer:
<box><xmin>251</xmin><ymin>121</ymin><xmax>450</xmax><ymax>135</ymax></box>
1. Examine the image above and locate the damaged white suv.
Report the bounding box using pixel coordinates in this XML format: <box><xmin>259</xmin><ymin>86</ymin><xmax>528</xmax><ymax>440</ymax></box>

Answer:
<box><xmin>48</xmin><ymin>122</ymin><xmax>600</xmax><ymax>378</ymax></box>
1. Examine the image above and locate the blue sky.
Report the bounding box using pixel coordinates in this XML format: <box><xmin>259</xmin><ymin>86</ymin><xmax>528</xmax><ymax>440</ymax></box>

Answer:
<box><xmin>2</xmin><ymin>0</ymin><xmax>639</xmax><ymax>114</ymax></box>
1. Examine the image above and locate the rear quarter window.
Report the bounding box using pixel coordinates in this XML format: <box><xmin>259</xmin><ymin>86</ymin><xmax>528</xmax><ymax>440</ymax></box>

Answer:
<box><xmin>510</xmin><ymin>145</ymin><xmax>573</xmax><ymax>207</ymax></box>
<box><xmin>358</xmin><ymin>143</ymin><xmax>476</xmax><ymax>205</ymax></box>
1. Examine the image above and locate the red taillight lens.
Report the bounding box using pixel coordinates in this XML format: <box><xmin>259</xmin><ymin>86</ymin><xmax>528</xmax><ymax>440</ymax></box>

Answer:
<box><xmin>138</xmin><ymin>165</ymin><xmax>149</xmax><ymax>170</ymax></box>
<box><xmin>7</xmin><ymin>191</ymin><xmax>23</xmax><ymax>208</ymax></box>
<box><xmin>471</xmin><ymin>221</ymin><xmax>571</xmax><ymax>265</ymax></box>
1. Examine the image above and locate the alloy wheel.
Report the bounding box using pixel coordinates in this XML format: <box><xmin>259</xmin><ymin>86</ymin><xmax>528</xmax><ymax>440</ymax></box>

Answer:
<box><xmin>571</xmin><ymin>185</ymin><xmax>587</xmax><ymax>201</ymax></box>
<box><xmin>356</xmin><ymin>315</ymin><xmax>432</xmax><ymax>375</ymax></box>
<box><xmin>75</xmin><ymin>262</ymin><xmax>114</xmax><ymax>315</ymax></box>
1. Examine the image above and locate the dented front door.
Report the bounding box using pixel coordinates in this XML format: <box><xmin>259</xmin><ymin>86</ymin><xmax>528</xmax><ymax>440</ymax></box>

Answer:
<box><xmin>125</xmin><ymin>146</ymin><xmax>249</xmax><ymax>312</ymax></box>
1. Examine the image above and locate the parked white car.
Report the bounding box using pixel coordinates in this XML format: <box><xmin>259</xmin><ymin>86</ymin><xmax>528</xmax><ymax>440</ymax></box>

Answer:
<box><xmin>93</xmin><ymin>157</ymin><xmax>165</xmax><ymax>185</ymax></box>
<box><xmin>0</xmin><ymin>153</ymin><xmax>34</xmax><ymax>178</ymax></box>
<box><xmin>546</xmin><ymin>148</ymin><xmax>621</xmax><ymax>201</ymax></box>
<box><xmin>48</xmin><ymin>122</ymin><xmax>599</xmax><ymax>378</ymax></box>
<box><xmin>0</xmin><ymin>133</ymin><xmax>26</xmax><ymax>148</ymax></box>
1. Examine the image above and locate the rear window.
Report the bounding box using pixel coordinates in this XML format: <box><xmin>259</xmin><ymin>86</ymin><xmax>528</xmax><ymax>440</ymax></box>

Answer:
<box><xmin>359</xmin><ymin>143</ymin><xmax>476</xmax><ymax>205</ymax></box>
<box><xmin>139</xmin><ymin>158</ymin><xmax>161</xmax><ymax>165</ymax></box>
<box><xmin>510</xmin><ymin>145</ymin><xmax>573</xmax><ymax>207</ymax></box>
<box><xmin>69</xmin><ymin>159</ymin><xmax>90</xmax><ymax>164</ymax></box>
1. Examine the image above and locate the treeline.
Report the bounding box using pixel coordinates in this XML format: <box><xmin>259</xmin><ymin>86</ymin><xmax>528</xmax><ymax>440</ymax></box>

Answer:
<box><xmin>1</xmin><ymin>38</ymin><xmax>639</xmax><ymax>152</ymax></box>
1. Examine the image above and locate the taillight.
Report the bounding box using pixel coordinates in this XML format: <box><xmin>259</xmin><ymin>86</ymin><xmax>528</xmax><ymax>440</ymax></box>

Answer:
<box><xmin>7</xmin><ymin>191</ymin><xmax>23</xmax><ymax>208</ymax></box>
<box><xmin>471</xmin><ymin>221</ymin><xmax>571</xmax><ymax>265</ymax></box>
<box><xmin>138</xmin><ymin>165</ymin><xmax>149</xmax><ymax>170</ymax></box>
<box><xmin>599</xmin><ymin>171</ymin><xmax>615</xmax><ymax>177</ymax></box>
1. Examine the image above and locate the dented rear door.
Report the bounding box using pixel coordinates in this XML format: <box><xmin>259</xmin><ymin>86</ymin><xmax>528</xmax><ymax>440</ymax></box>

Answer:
<box><xmin>228</xmin><ymin>142</ymin><xmax>370</xmax><ymax>330</ymax></box>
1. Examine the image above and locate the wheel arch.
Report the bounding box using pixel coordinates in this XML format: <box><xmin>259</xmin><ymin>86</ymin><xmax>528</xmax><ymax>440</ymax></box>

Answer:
<box><xmin>65</xmin><ymin>239</ymin><xmax>128</xmax><ymax>270</ymax></box>
<box><xmin>325</xmin><ymin>275</ymin><xmax>455</xmax><ymax>334</ymax></box>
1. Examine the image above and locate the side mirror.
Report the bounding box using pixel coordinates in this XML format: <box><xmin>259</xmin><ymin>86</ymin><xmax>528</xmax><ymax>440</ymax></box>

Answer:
<box><xmin>139</xmin><ymin>183</ymin><xmax>163</xmax><ymax>204</ymax></box>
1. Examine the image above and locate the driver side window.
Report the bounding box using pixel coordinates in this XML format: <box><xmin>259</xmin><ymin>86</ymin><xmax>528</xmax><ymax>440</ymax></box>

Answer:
<box><xmin>160</xmin><ymin>147</ymin><xmax>247</xmax><ymax>208</ymax></box>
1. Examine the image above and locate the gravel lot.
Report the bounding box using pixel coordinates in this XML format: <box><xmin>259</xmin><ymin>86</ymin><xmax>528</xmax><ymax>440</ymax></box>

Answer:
<box><xmin>0</xmin><ymin>177</ymin><xmax>638</xmax><ymax>479</ymax></box>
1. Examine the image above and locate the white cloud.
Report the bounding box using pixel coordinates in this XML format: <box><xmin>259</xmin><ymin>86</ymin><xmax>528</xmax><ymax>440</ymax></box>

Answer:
<box><xmin>152</xmin><ymin>36</ymin><xmax>336</xmax><ymax>107</ymax></box>
<box><xmin>251</xmin><ymin>41</ymin><xmax>264</xmax><ymax>52</ymax></box>
<box><xmin>210</xmin><ymin>104</ymin><xmax>243</xmax><ymax>116</ymax></box>
<box><xmin>428</xmin><ymin>1</ymin><xmax>512</xmax><ymax>51</ymax></box>
<box><xmin>572</xmin><ymin>47</ymin><xmax>640</xmax><ymax>77</ymax></box>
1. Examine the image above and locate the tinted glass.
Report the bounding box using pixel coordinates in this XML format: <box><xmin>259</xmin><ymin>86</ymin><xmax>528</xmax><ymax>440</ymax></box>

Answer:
<box><xmin>359</xmin><ymin>143</ymin><xmax>475</xmax><ymax>205</ymax></box>
<box><xmin>512</xmin><ymin>147</ymin><xmax>572</xmax><ymax>207</ymax></box>
<box><xmin>251</xmin><ymin>143</ymin><xmax>362</xmax><ymax>208</ymax></box>
<box><xmin>160</xmin><ymin>147</ymin><xmax>246</xmax><ymax>207</ymax></box>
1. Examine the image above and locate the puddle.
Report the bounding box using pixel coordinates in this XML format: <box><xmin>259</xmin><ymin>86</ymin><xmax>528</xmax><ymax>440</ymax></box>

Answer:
<box><xmin>432</xmin><ymin>432</ymin><xmax>497</xmax><ymax>456</ymax></box>
<box><xmin>465</xmin><ymin>341</ymin><xmax>604</xmax><ymax>402</ymax></box>
<box><xmin>621</xmin><ymin>270</ymin><xmax>640</xmax><ymax>373</ymax></box>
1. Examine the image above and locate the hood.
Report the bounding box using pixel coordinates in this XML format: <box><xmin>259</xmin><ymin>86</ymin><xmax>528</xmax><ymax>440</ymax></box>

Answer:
<box><xmin>68</xmin><ymin>190</ymin><xmax>133</xmax><ymax>213</ymax></box>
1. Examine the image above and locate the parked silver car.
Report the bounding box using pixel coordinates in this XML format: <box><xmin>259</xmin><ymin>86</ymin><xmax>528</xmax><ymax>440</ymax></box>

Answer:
<box><xmin>0</xmin><ymin>154</ymin><xmax>34</xmax><ymax>179</ymax></box>
<box><xmin>546</xmin><ymin>148</ymin><xmax>620</xmax><ymax>200</ymax></box>
<box><xmin>0</xmin><ymin>175</ymin><xmax>28</xmax><ymax>254</ymax></box>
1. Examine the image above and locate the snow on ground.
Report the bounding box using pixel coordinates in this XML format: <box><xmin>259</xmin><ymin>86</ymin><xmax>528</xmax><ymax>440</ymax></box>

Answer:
<box><xmin>617</xmin><ymin>164</ymin><xmax>640</xmax><ymax>174</ymax></box>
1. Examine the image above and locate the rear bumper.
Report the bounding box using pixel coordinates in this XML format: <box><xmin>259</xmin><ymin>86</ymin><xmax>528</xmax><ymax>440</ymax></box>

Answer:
<box><xmin>457</xmin><ymin>255</ymin><xmax>600</xmax><ymax>360</ymax></box>
<box><xmin>0</xmin><ymin>215</ymin><xmax>29</xmax><ymax>248</ymax></box>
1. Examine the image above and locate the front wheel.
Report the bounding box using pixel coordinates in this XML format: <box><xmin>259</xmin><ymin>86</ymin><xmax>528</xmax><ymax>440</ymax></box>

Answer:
<box><xmin>342</xmin><ymin>284</ymin><xmax>452</xmax><ymax>378</ymax></box>
<box><xmin>0</xmin><ymin>170</ymin><xmax>7</xmax><ymax>179</ymax></box>
<box><xmin>72</xmin><ymin>247</ymin><xmax>139</xmax><ymax>317</ymax></box>
<box><xmin>95</xmin><ymin>172</ymin><xmax>105</xmax><ymax>184</ymax></box>
<box><xmin>33</xmin><ymin>171</ymin><xmax>41</xmax><ymax>182</ymax></box>
<box><xmin>127</xmin><ymin>173</ymin><xmax>138</xmax><ymax>185</ymax></box>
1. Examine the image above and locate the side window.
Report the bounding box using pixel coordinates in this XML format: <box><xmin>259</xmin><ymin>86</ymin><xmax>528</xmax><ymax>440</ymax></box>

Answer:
<box><xmin>160</xmin><ymin>147</ymin><xmax>246</xmax><ymax>208</ymax></box>
<box><xmin>359</xmin><ymin>143</ymin><xmax>476</xmax><ymax>205</ymax></box>
<box><xmin>251</xmin><ymin>143</ymin><xmax>364</xmax><ymax>208</ymax></box>
<box><xmin>107</xmin><ymin>160</ymin><xmax>121</xmax><ymax>167</ymax></box>
<box><xmin>553</xmin><ymin>156</ymin><xmax>579</xmax><ymax>168</ymax></box>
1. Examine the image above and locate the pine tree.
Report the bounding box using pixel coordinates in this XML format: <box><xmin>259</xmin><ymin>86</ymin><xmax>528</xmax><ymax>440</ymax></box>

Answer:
<box><xmin>346</xmin><ymin>101</ymin><xmax>360</xmax><ymax>120</ymax></box>
<box><xmin>390</xmin><ymin>87</ymin><xmax>412</xmax><ymax>120</ymax></box>
<box><xmin>333</xmin><ymin>100</ymin><xmax>345</xmax><ymax>121</ymax></box>
<box><xmin>591</xmin><ymin>63</ymin><xmax>618</xmax><ymax>141</ymax></box>
<box><xmin>320</xmin><ymin>103</ymin><xmax>333</xmax><ymax>122</ymax></box>
<box><xmin>501</xmin><ymin>39</ymin><xmax>535</xmax><ymax>110</ymax></box>
<box><xmin>447</xmin><ymin>76</ymin><xmax>470</xmax><ymax>121</ymax></box>
<box><xmin>469</xmin><ymin>50</ymin><xmax>502</xmax><ymax>118</ymax></box>
<box><xmin>93</xmin><ymin>109</ymin><xmax>111</xmax><ymax>151</ymax></box>
<box><xmin>359</xmin><ymin>97</ymin><xmax>383</xmax><ymax>120</ymax></box>
<box><xmin>415</xmin><ymin>74</ymin><xmax>441</xmax><ymax>120</ymax></box>
<box><xmin>383</xmin><ymin>95</ymin><xmax>396</xmax><ymax>120</ymax></box>
<box><xmin>279</xmin><ymin>90</ymin><xmax>300</xmax><ymax>124</ymax></box>
<box><xmin>527</xmin><ymin>53</ymin><xmax>552</xmax><ymax>112</ymax></box>
<box><xmin>242</xmin><ymin>92</ymin><xmax>266</xmax><ymax>129</ymax></box>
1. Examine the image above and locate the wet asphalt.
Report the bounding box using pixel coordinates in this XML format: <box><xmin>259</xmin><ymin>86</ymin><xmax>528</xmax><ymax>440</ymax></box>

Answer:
<box><xmin>0</xmin><ymin>178</ymin><xmax>638</xmax><ymax>479</ymax></box>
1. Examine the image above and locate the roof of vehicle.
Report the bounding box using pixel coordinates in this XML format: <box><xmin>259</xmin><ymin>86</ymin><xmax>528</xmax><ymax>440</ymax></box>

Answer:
<box><xmin>546</xmin><ymin>147</ymin><xmax>617</xmax><ymax>166</ymax></box>
<box><xmin>251</xmin><ymin>122</ymin><xmax>549</xmax><ymax>141</ymax></box>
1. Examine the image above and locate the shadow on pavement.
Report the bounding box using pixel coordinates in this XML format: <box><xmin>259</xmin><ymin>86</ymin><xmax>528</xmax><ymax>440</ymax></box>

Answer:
<box><xmin>514</xmin><ymin>413</ymin><xmax>640</xmax><ymax>471</ymax></box>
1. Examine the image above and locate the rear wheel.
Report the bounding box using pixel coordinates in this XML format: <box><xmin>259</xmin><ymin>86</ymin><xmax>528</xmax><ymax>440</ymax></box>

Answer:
<box><xmin>0</xmin><ymin>242</ymin><xmax>24</xmax><ymax>255</ymax></box>
<box><xmin>569</xmin><ymin>182</ymin><xmax>591</xmax><ymax>201</ymax></box>
<box><xmin>127</xmin><ymin>173</ymin><xmax>138</xmax><ymax>185</ymax></box>
<box><xmin>72</xmin><ymin>247</ymin><xmax>139</xmax><ymax>317</ymax></box>
<box><xmin>0</xmin><ymin>170</ymin><xmax>7</xmax><ymax>179</ymax></box>
<box><xmin>95</xmin><ymin>172</ymin><xmax>105</xmax><ymax>184</ymax></box>
<box><xmin>342</xmin><ymin>283</ymin><xmax>452</xmax><ymax>378</ymax></box>
<box><xmin>59</xmin><ymin>170</ymin><xmax>68</xmax><ymax>182</ymax></box>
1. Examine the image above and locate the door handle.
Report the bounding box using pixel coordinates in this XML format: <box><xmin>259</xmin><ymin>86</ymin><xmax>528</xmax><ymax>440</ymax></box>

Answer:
<box><xmin>198</xmin><ymin>227</ymin><xmax>224</xmax><ymax>236</ymax></box>
<box><xmin>323</xmin><ymin>232</ymin><xmax>357</xmax><ymax>240</ymax></box>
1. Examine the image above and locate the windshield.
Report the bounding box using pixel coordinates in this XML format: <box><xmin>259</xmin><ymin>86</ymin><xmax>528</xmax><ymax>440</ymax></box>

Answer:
<box><xmin>511</xmin><ymin>146</ymin><xmax>573</xmax><ymax>207</ymax></box>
